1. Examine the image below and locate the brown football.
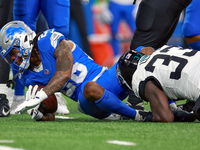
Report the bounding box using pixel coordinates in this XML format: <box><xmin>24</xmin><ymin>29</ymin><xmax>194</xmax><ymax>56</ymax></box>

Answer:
<box><xmin>32</xmin><ymin>85</ymin><xmax>58</xmax><ymax>114</ymax></box>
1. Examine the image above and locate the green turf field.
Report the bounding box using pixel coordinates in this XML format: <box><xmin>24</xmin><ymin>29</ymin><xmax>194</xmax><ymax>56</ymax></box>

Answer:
<box><xmin>0</xmin><ymin>97</ymin><xmax>199</xmax><ymax>150</ymax></box>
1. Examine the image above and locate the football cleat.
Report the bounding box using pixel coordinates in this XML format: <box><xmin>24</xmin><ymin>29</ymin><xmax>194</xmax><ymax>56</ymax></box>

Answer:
<box><xmin>177</xmin><ymin>101</ymin><xmax>195</xmax><ymax>112</ymax></box>
<box><xmin>0</xmin><ymin>94</ymin><xmax>10</xmax><ymax>117</ymax></box>
<box><xmin>125</xmin><ymin>95</ymin><xmax>144</xmax><ymax>110</ymax></box>
<box><xmin>104</xmin><ymin>113</ymin><xmax>130</xmax><ymax>120</ymax></box>
<box><xmin>55</xmin><ymin>92</ymin><xmax>70</xmax><ymax>115</ymax></box>
<box><xmin>10</xmin><ymin>95</ymin><xmax>25</xmax><ymax>114</ymax></box>
<box><xmin>134</xmin><ymin>110</ymin><xmax>153</xmax><ymax>122</ymax></box>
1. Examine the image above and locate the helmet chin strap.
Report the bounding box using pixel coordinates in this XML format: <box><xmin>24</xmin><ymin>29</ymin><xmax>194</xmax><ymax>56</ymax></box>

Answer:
<box><xmin>6</xmin><ymin>69</ymin><xmax>23</xmax><ymax>89</ymax></box>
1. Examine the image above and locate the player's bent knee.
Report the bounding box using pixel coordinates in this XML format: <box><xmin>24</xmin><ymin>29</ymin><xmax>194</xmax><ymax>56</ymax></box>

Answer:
<box><xmin>83</xmin><ymin>81</ymin><xmax>104</xmax><ymax>102</ymax></box>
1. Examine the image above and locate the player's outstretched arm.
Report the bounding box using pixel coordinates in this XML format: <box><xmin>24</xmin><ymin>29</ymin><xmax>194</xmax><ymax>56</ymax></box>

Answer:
<box><xmin>43</xmin><ymin>40</ymin><xmax>74</xmax><ymax>96</ymax></box>
<box><xmin>15</xmin><ymin>40</ymin><xmax>74</xmax><ymax>114</ymax></box>
<box><xmin>144</xmin><ymin>80</ymin><xmax>174</xmax><ymax>122</ymax></box>
<box><xmin>140</xmin><ymin>47</ymin><xmax>155</xmax><ymax>55</ymax></box>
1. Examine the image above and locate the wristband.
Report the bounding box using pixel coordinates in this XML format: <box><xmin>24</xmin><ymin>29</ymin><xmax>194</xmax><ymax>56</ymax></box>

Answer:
<box><xmin>33</xmin><ymin>110</ymin><xmax>43</xmax><ymax>120</ymax></box>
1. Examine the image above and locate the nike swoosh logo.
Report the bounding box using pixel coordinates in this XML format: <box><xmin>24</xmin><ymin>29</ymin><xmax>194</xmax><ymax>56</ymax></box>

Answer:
<box><xmin>2</xmin><ymin>107</ymin><xmax>10</xmax><ymax>116</ymax></box>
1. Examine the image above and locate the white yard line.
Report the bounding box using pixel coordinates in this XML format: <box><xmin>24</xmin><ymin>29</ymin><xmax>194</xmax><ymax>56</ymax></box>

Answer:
<box><xmin>106</xmin><ymin>140</ymin><xmax>136</xmax><ymax>146</ymax></box>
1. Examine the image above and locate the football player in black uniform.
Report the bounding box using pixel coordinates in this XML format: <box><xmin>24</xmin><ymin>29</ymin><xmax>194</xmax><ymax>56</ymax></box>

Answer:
<box><xmin>127</xmin><ymin>0</ymin><xmax>193</xmax><ymax>110</ymax></box>
<box><xmin>117</xmin><ymin>45</ymin><xmax>198</xmax><ymax>122</ymax></box>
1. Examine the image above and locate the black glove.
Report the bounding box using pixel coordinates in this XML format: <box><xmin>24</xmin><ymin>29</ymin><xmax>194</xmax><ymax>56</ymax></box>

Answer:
<box><xmin>0</xmin><ymin>94</ymin><xmax>10</xmax><ymax>117</ymax></box>
<box><xmin>134</xmin><ymin>110</ymin><xmax>153</xmax><ymax>122</ymax></box>
<box><xmin>172</xmin><ymin>109</ymin><xmax>196</xmax><ymax>122</ymax></box>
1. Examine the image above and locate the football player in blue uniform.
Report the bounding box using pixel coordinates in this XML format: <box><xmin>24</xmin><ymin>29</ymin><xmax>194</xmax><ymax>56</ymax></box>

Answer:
<box><xmin>0</xmin><ymin>21</ymin><xmax>154</xmax><ymax>121</ymax></box>
<box><xmin>11</xmin><ymin>0</ymin><xmax>70</xmax><ymax>114</ymax></box>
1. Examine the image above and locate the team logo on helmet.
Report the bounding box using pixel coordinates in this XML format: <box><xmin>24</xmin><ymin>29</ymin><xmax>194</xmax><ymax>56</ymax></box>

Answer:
<box><xmin>6</xmin><ymin>23</ymin><xmax>27</xmax><ymax>41</ymax></box>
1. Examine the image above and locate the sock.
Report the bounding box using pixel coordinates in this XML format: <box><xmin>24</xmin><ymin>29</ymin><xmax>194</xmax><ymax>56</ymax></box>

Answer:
<box><xmin>168</xmin><ymin>100</ymin><xmax>176</xmax><ymax>104</ymax></box>
<box><xmin>95</xmin><ymin>89</ymin><xmax>136</xmax><ymax>119</ymax></box>
<box><xmin>188</xmin><ymin>40</ymin><xmax>200</xmax><ymax>51</ymax></box>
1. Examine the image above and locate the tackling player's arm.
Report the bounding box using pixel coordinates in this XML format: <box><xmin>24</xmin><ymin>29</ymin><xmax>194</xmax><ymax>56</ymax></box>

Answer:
<box><xmin>140</xmin><ymin>47</ymin><xmax>155</xmax><ymax>55</ymax></box>
<box><xmin>144</xmin><ymin>80</ymin><xmax>174</xmax><ymax>122</ymax></box>
<box><xmin>43</xmin><ymin>40</ymin><xmax>74</xmax><ymax>96</ymax></box>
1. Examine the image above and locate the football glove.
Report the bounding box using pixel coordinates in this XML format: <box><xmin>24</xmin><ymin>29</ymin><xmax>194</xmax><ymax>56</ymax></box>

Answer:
<box><xmin>134</xmin><ymin>110</ymin><xmax>153</xmax><ymax>122</ymax></box>
<box><xmin>15</xmin><ymin>89</ymin><xmax>48</xmax><ymax>114</ymax></box>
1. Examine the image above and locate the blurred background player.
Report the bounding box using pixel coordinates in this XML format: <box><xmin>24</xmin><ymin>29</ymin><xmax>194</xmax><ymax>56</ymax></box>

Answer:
<box><xmin>127</xmin><ymin>0</ymin><xmax>192</xmax><ymax>110</ymax></box>
<box><xmin>7</xmin><ymin>0</ymin><xmax>71</xmax><ymax>114</ymax></box>
<box><xmin>182</xmin><ymin>0</ymin><xmax>200</xmax><ymax>51</ymax></box>
<box><xmin>0</xmin><ymin>0</ymin><xmax>14</xmax><ymax>116</ymax></box>
<box><xmin>69</xmin><ymin>0</ymin><xmax>93</xmax><ymax>57</ymax></box>
<box><xmin>178</xmin><ymin>0</ymin><xmax>200</xmax><ymax>111</ymax></box>
<box><xmin>94</xmin><ymin>0</ymin><xmax>136</xmax><ymax>62</ymax></box>
<box><xmin>108</xmin><ymin>0</ymin><xmax>136</xmax><ymax>61</ymax></box>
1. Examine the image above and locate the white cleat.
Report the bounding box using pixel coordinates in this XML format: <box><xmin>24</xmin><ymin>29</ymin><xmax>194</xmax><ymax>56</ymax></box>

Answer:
<box><xmin>10</xmin><ymin>95</ymin><xmax>25</xmax><ymax>114</ymax></box>
<box><xmin>54</xmin><ymin>92</ymin><xmax>70</xmax><ymax>115</ymax></box>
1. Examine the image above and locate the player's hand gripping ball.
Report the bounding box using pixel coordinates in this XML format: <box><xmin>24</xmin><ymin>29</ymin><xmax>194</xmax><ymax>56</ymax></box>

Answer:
<box><xmin>31</xmin><ymin>85</ymin><xmax>58</xmax><ymax>114</ymax></box>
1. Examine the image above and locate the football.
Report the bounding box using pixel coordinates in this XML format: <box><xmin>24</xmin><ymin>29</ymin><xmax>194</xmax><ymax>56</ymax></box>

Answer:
<box><xmin>32</xmin><ymin>85</ymin><xmax>58</xmax><ymax>114</ymax></box>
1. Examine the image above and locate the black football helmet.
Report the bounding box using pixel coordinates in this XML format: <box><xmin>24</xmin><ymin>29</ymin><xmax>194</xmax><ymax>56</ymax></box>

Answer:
<box><xmin>117</xmin><ymin>50</ymin><xmax>144</xmax><ymax>95</ymax></box>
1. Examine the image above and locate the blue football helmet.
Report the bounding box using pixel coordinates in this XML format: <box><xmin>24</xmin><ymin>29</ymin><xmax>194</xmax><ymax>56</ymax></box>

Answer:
<box><xmin>0</xmin><ymin>21</ymin><xmax>36</xmax><ymax>71</ymax></box>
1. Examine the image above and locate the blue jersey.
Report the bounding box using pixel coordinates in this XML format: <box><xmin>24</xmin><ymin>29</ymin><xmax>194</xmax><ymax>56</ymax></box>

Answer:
<box><xmin>20</xmin><ymin>29</ymin><xmax>104</xmax><ymax>101</ymax></box>
<box><xmin>182</xmin><ymin>0</ymin><xmax>200</xmax><ymax>37</ymax></box>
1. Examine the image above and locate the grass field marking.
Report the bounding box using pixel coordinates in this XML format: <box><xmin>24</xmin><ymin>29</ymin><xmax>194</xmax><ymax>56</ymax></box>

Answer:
<box><xmin>0</xmin><ymin>145</ymin><xmax>25</xmax><ymax>150</ymax></box>
<box><xmin>0</xmin><ymin>140</ymin><xmax>14</xmax><ymax>143</ymax></box>
<box><xmin>55</xmin><ymin>116</ymin><xmax>74</xmax><ymax>119</ymax></box>
<box><xmin>106</xmin><ymin>140</ymin><xmax>136</xmax><ymax>146</ymax></box>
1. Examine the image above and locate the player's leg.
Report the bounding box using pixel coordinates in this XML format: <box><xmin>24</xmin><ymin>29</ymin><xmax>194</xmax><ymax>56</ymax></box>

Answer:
<box><xmin>70</xmin><ymin>0</ymin><xmax>93</xmax><ymax>57</ymax></box>
<box><xmin>0</xmin><ymin>0</ymin><xmax>14</xmax><ymax>109</ymax></box>
<box><xmin>41</xmin><ymin>0</ymin><xmax>70</xmax><ymax>38</ymax></box>
<box><xmin>78</xmin><ymin>63</ymin><xmax>137</xmax><ymax>119</ymax></box>
<box><xmin>123</xmin><ymin>4</ymin><xmax>136</xmax><ymax>33</ymax></box>
<box><xmin>109</xmin><ymin>1</ymin><xmax>121</xmax><ymax>60</ymax></box>
<box><xmin>130</xmin><ymin>0</ymin><xmax>192</xmax><ymax>49</ymax></box>
<box><xmin>13</xmin><ymin>0</ymin><xmax>40</xmax><ymax>31</ymax></box>
<box><xmin>182</xmin><ymin>0</ymin><xmax>200</xmax><ymax>50</ymax></box>
<box><xmin>78</xmin><ymin>88</ymin><xmax>111</xmax><ymax>119</ymax></box>
<box><xmin>78</xmin><ymin>81</ymin><xmax>136</xmax><ymax>119</ymax></box>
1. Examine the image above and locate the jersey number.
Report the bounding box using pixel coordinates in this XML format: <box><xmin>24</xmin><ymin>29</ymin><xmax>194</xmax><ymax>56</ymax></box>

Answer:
<box><xmin>63</xmin><ymin>62</ymin><xmax>88</xmax><ymax>97</ymax></box>
<box><xmin>145</xmin><ymin>48</ymin><xmax>197</xmax><ymax>80</ymax></box>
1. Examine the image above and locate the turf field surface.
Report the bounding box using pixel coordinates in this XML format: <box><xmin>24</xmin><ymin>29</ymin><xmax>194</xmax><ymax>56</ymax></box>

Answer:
<box><xmin>0</xmin><ymin>98</ymin><xmax>199</xmax><ymax>150</ymax></box>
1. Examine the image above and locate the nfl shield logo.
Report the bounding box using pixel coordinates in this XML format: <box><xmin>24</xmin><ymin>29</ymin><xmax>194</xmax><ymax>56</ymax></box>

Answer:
<box><xmin>44</xmin><ymin>69</ymin><xmax>50</xmax><ymax>75</ymax></box>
